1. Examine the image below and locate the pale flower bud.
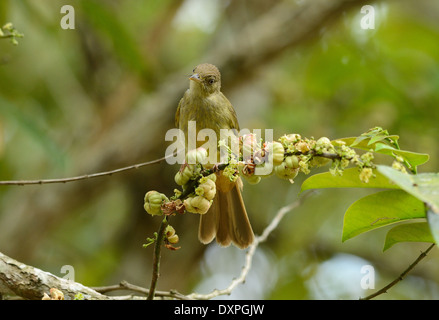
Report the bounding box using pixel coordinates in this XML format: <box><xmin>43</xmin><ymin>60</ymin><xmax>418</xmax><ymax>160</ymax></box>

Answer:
<box><xmin>144</xmin><ymin>191</ymin><xmax>169</xmax><ymax>216</ymax></box>
<box><xmin>174</xmin><ymin>165</ymin><xmax>194</xmax><ymax>186</ymax></box>
<box><xmin>274</xmin><ymin>162</ymin><xmax>299</xmax><ymax>180</ymax></box>
<box><xmin>167</xmin><ymin>234</ymin><xmax>179</xmax><ymax>244</ymax></box>
<box><xmin>243</xmin><ymin>175</ymin><xmax>261</xmax><ymax>185</ymax></box>
<box><xmin>197</xmin><ymin>178</ymin><xmax>216</xmax><ymax>200</ymax></box>
<box><xmin>285</xmin><ymin>155</ymin><xmax>300</xmax><ymax>169</ymax></box>
<box><xmin>184</xmin><ymin>196</ymin><xmax>212</xmax><ymax>214</ymax></box>
<box><xmin>186</xmin><ymin>148</ymin><xmax>208</xmax><ymax>164</ymax></box>
<box><xmin>295</xmin><ymin>141</ymin><xmax>310</xmax><ymax>153</ymax></box>
<box><xmin>267</xmin><ymin>141</ymin><xmax>284</xmax><ymax>166</ymax></box>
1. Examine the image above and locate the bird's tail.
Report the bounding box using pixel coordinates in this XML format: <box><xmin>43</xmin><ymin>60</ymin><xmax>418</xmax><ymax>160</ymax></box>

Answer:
<box><xmin>198</xmin><ymin>175</ymin><xmax>254</xmax><ymax>249</ymax></box>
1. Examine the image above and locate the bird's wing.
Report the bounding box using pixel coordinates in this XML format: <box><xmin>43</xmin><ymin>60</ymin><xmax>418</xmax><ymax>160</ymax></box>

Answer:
<box><xmin>221</xmin><ymin>92</ymin><xmax>240</xmax><ymax>131</ymax></box>
<box><xmin>175</xmin><ymin>97</ymin><xmax>182</xmax><ymax>128</ymax></box>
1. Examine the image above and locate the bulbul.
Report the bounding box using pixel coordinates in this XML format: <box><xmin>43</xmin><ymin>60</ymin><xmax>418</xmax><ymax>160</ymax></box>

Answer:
<box><xmin>175</xmin><ymin>63</ymin><xmax>254</xmax><ymax>249</ymax></box>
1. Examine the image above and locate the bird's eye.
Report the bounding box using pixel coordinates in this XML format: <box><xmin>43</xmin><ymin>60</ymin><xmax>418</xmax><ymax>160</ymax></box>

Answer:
<box><xmin>208</xmin><ymin>78</ymin><xmax>215</xmax><ymax>85</ymax></box>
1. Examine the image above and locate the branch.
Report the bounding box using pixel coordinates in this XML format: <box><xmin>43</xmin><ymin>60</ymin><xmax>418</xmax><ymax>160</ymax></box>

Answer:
<box><xmin>147</xmin><ymin>216</ymin><xmax>169</xmax><ymax>300</ymax></box>
<box><xmin>3</xmin><ymin>191</ymin><xmax>431</xmax><ymax>300</ymax></box>
<box><xmin>0</xmin><ymin>154</ymin><xmax>174</xmax><ymax>186</ymax></box>
<box><xmin>360</xmin><ymin>243</ymin><xmax>436</xmax><ymax>300</ymax></box>
<box><xmin>0</xmin><ymin>0</ymin><xmax>378</xmax><ymax>259</ymax></box>
<box><xmin>186</xmin><ymin>191</ymin><xmax>314</xmax><ymax>300</ymax></box>
<box><xmin>0</xmin><ymin>251</ymin><xmax>108</xmax><ymax>300</ymax></box>
<box><xmin>92</xmin><ymin>280</ymin><xmax>190</xmax><ymax>300</ymax></box>
<box><xmin>0</xmin><ymin>250</ymin><xmax>186</xmax><ymax>300</ymax></box>
<box><xmin>0</xmin><ymin>193</ymin><xmax>311</xmax><ymax>300</ymax></box>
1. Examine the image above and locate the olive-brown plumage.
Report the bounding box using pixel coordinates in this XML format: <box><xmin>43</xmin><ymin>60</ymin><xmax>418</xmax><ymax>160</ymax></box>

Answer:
<box><xmin>175</xmin><ymin>63</ymin><xmax>254</xmax><ymax>249</ymax></box>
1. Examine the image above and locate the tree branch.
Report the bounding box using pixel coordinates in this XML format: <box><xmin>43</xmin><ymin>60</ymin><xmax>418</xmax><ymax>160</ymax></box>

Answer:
<box><xmin>187</xmin><ymin>192</ymin><xmax>314</xmax><ymax>299</ymax></box>
<box><xmin>0</xmin><ymin>252</ymin><xmax>108</xmax><ymax>300</ymax></box>
<box><xmin>0</xmin><ymin>194</ymin><xmax>311</xmax><ymax>300</ymax></box>
<box><xmin>0</xmin><ymin>0</ymin><xmax>379</xmax><ymax>261</ymax></box>
<box><xmin>360</xmin><ymin>243</ymin><xmax>435</xmax><ymax>300</ymax></box>
<box><xmin>92</xmin><ymin>280</ymin><xmax>190</xmax><ymax>300</ymax></box>
<box><xmin>2</xmin><ymin>193</ymin><xmax>432</xmax><ymax>300</ymax></box>
<box><xmin>147</xmin><ymin>216</ymin><xmax>169</xmax><ymax>300</ymax></box>
<box><xmin>0</xmin><ymin>154</ymin><xmax>174</xmax><ymax>186</ymax></box>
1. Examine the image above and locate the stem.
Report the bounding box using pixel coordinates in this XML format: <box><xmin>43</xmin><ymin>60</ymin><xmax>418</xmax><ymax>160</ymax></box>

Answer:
<box><xmin>360</xmin><ymin>243</ymin><xmax>435</xmax><ymax>300</ymax></box>
<box><xmin>0</xmin><ymin>154</ymin><xmax>174</xmax><ymax>186</ymax></box>
<box><xmin>187</xmin><ymin>191</ymin><xmax>315</xmax><ymax>299</ymax></box>
<box><xmin>147</xmin><ymin>216</ymin><xmax>169</xmax><ymax>300</ymax></box>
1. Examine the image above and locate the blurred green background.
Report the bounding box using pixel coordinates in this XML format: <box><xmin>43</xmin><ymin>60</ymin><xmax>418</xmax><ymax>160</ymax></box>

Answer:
<box><xmin>1</xmin><ymin>0</ymin><xmax>438</xmax><ymax>300</ymax></box>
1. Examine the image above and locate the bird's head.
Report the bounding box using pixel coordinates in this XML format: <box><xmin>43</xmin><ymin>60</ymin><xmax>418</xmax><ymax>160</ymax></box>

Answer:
<box><xmin>189</xmin><ymin>63</ymin><xmax>221</xmax><ymax>96</ymax></box>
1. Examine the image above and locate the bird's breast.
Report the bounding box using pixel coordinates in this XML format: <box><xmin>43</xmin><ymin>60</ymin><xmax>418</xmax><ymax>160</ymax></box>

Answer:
<box><xmin>182</xmin><ymin>96</ymin><xmax>231</xmax><ymax>134</ymax></box>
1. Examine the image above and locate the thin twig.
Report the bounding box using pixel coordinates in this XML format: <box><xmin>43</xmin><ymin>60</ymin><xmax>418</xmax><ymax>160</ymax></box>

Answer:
<box><xmin>186</xmin><ymin>191</ymin><xmax>314</xmax><ymax>300</ymax></box>
<box><xmin>0</xmin><ymin>146</ymin><xmax>344</xmax><ymax>187</ymax></box>
<box><xmin>92</xmin><ymin>280</ymin><xmax>190</xmax><ymax>300</ymax></box>
<box><xmin>147</xmin><ymin>216</ymin><xmax>170</xmax><ymax>300</ymax></box>
<box><xmin>360</xmin><ymin>243</ymin><xmax>435</xmax><ymax>300</ymax></box>
<box><xmin>91</xmin><ymin>193</ymin><xmax>313</xmax><ymax>301</ymax></box>
<box><xmin>0</xmin><ymin>154</ymin><xmax>174</xmax><ymax>186</ymax></box>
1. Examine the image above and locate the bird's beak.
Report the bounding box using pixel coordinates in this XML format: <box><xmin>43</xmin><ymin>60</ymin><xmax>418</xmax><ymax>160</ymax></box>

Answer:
<box><xmin>189</xmin><ymin>73</ymin><xmax>202</xmax><ymax>83</ymax></box>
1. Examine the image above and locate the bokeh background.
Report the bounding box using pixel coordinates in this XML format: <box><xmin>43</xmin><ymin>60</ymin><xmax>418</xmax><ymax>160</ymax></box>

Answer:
<box><xmin>1</xmin><ymin>0</ymin><xmax>438</xmax><ymax>299</ymax></box>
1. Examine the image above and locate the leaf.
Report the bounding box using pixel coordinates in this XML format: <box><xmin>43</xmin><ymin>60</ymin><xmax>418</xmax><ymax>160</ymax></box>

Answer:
<box><xmin>374</xmin><ymin>144</ymin><xmax>429</xmax><ymax>172</ymax></box>
<box><xmin>383</xmin><ymin>222</ymin><xmax>434</xmax><ymax>251</ymax></box>
<box><xmin>427</xmin><ymin>204</ymin><xmax>439</xmax><ymax>247</ymax></box>
<box><xmin>369</xmin><ymin>134</ymin><xmax>392</xmax><ymax>145</ymax></box>
<box><xmin>377</xmin><ymin>165</ymin><xmax>439</xmax><ymax>212</ymax></box>
<box><xmin>337</xmin><ymin>126</ymin><xmax>429</xmax><ymax>172</ymax></box>
<box><xmin>342</xmin><ymin>190</ymin><xmax>425</xmax><ymax>242</ymax></box>
<box><xmin>342</xmin><ymin>127</ymin><xmax>399</xmax><ymax>150</ymax></box>
<box><xmin>300</xmin><ymin>167</ymin><xmax>399</xmax><ymax>192</ymax></box>
<box><xmin>340</xmin><ymin>135</ymin><xmax>399</xmax><ymax>150</ymax></box>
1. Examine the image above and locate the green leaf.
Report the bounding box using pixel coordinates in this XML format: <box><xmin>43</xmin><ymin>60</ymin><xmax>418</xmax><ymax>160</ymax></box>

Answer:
<box><xmin>301</xmin><ymin>167</ymin><xmax>399</xmax><ymax>192</ymax></box>
<box><xmin>369</xmin><ymin>134</ymin><xmax>392</xmax><ymax>145</ymax></box>
<box><xmin>377</xmin><ymin>165</ymin><xmax>439</xmax><ymax>212</ymax></box>
<box><xmin>383</xmin><ymin>222</ymin><xmax>434</xmax><ymax>251</ymax></box>
<box><xmin>340</xmin><ymin>136</ymin><xmax>399</xmax><ymax>150</ymax></box>
<box><xmin>342</xmin><ymin>190</ymin><xmax>425</xmax><ymax>242</ymax></box>
<box><xmin>337</xmin><ymin>127</ymin><xmax>429</xmax><ymax>172</ymax></box>
<box><xmin>341</xmin><ymin>127</ymin><xmax>400</xmax><ymax>150</ymax></box>
<box><xmin>374</xmin><ymin>144</ymin><xmax>429</xmax><ymax>172</ymax></box>
<box><xmin>427</xmin><ymin>205</ymin><xmax>439</xmax><ymax>247</ymax></box>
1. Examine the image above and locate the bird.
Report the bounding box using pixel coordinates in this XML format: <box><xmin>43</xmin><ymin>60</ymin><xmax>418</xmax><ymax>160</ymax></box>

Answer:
<box><xmin>175</xmin><ymin>63</ymin><xmax>254</xmax><ymax>249</ymax></box>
